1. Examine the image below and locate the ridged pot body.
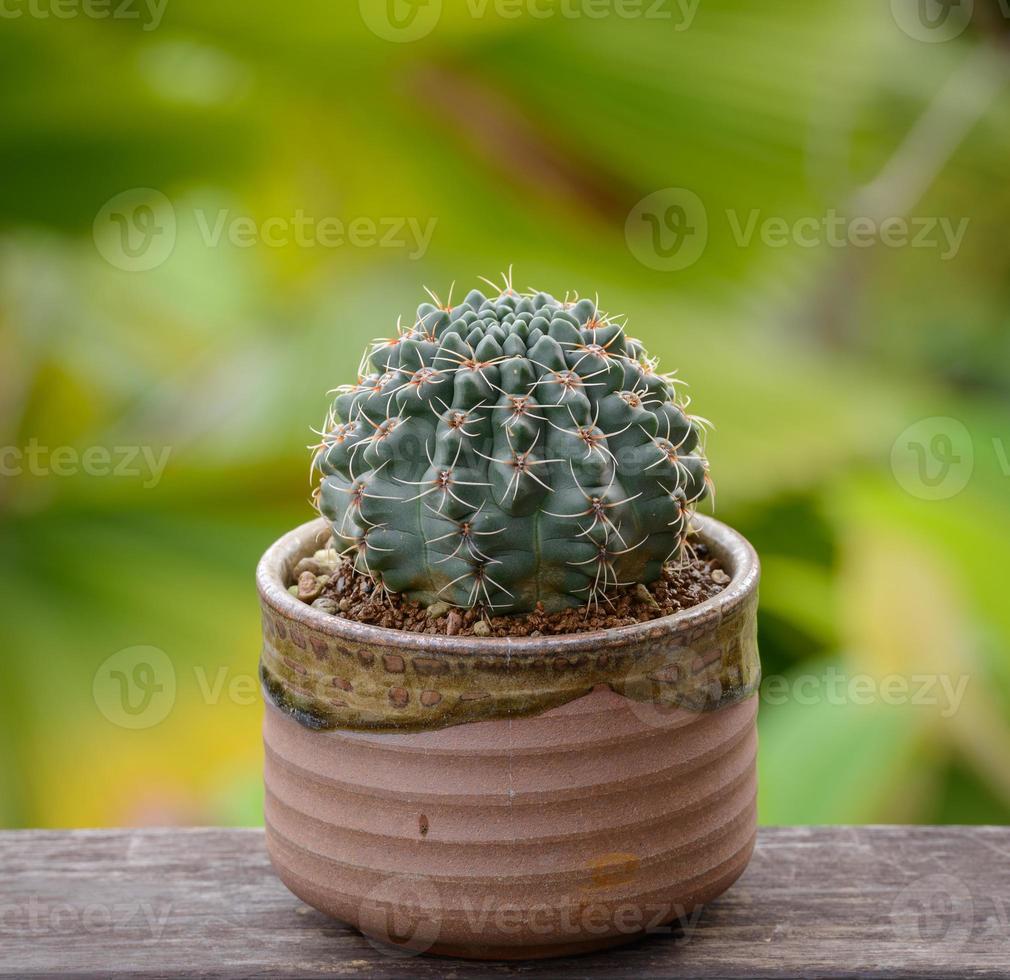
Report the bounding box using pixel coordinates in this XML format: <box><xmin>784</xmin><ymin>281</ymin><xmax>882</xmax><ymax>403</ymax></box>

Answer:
<box><xmin>258</xmin><ymin>517</ymin><xmax>760</xmax><ymax>960</ymax></box>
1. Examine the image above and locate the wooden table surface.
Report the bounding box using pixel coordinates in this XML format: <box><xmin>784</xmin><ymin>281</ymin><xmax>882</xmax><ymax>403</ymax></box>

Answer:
<box><xmin>1</xmin><ymin>826</ymin><xmax>1007</xmax><ymax>978</ymax></box>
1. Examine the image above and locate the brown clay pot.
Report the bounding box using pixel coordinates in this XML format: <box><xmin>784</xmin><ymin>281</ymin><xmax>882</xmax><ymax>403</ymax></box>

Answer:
<box><xmin>258</xmin><ymin>516</ymin><xmax>760</xmax><ymax>960</ymax></box>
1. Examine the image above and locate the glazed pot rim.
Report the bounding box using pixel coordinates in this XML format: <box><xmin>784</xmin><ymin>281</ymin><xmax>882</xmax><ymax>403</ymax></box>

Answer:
<box><xmin>257</xmin><ymin>514</ymin><xmax>759</xmax><ymax>659</ymax></box>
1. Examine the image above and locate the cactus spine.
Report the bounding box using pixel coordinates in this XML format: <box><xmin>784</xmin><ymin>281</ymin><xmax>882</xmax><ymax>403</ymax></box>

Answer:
<box><xmin>313</xmin><ymin>277</ymin><xmax>711</xmax><ymax>614</ymax></box>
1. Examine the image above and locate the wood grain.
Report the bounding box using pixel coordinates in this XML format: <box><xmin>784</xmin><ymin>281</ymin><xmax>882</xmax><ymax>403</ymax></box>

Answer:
<box><xmin>0</xmin><ymin>826</ymin><xmax>1007</xmax><ymax>978</ymax></box>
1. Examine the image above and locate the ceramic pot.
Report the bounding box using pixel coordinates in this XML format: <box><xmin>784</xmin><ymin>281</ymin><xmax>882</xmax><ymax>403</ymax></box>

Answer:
<box><xmin>258</xmin><ymin>516</ymin><xmax>760</xmax><ymax>960</ymax></box>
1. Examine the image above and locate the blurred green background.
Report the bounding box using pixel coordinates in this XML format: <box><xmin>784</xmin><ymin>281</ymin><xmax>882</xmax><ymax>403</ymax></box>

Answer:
<box><xmin>2</xmin><ymin>0</ymin><xmax>1010</xmax><ymax>829</ymax></box>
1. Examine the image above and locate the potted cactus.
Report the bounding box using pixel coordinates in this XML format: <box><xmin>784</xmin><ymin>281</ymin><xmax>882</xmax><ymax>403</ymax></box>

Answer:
<box><xmin>257</xmin><ymin>279</ymin><xmax>761</xmax><ymax>959</ymax></box>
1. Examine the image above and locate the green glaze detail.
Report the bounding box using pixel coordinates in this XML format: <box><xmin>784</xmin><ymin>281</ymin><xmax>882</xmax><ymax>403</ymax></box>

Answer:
<box><xmin>258</xmin><ymin>588</ymin><xmax>759</xmax><ymax>734</ymax></box>
<box><xmin>313</xmin><ymin>282</ymin><xmax>711</xmax><ymax>614</ymax></box>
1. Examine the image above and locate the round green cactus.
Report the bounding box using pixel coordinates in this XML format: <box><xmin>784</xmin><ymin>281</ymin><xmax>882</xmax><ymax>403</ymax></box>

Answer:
<box><xmin>312</xmin><ymin>279</ymin><xmax>711</xmax><ymax>614</ymax></box>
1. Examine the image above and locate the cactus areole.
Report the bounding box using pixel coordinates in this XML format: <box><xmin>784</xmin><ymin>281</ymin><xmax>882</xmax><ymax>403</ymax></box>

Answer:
<box><xmin>313</xmin><ymin>281</ymin><xmax>711</xmax><ymax>615</ymax></box>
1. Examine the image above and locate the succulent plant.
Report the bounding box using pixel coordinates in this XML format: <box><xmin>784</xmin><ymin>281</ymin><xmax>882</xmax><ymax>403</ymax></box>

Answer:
<box><xmin>312</xmin><ymin>277</ymin><xmax>711</xmax><ymax>614</ymax></box>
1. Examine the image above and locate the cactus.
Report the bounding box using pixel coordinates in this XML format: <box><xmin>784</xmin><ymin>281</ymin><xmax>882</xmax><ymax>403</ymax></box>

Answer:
<box><xmin>312</xmin><ymin>277</ymin><xmax>711</xmax><ymax>614</ymax></box>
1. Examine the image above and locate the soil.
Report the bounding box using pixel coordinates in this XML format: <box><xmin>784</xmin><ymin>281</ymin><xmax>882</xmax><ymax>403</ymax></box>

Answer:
<box><xmin>290</xmin><ymin>540</ymin><xmax>731</xmax><ymax>637</ymax></box>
